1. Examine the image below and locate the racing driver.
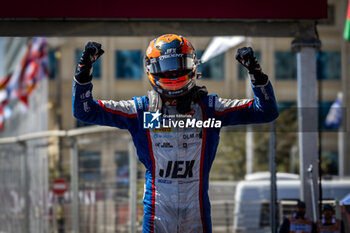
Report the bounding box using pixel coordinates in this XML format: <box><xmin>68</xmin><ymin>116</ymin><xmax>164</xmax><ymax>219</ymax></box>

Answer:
<box><xmin>72</xmin><ymin>34</ymin><xmax>279</xmax><ymax>233</ymax></box>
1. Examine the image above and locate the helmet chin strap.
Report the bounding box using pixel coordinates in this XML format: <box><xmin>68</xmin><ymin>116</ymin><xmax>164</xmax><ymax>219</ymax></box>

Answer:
<box><xmin>174</xmin><ymin>86</ymin><xmax>208</xmax><ymax>114</ymax></box>
<box><xmin>152</xmin><ymin>85</ymin><xmax>207</xmax><ymax>114</ymax></box>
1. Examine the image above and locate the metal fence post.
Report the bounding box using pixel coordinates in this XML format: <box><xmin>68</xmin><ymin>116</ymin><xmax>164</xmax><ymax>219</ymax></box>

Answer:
<box><xmin>225</xmin><ymin>202</ymin><xmax>230</xmax><ymax>233</ymax></box>
<box><xmin>70</xmin><ymin>138</ymin><xmax>79</xmax><ymax>233</ymax></box>
<box><xmin>129</xmin><ymin>142</ymin><xmax>137</xmax><ymax>233</ymax></box>
<box><xmin>22</xmin><ymin>141</ymin><xmax>30</xmax><ymax>233</ymax></box>
<box><xmin>269</xmin><ymin>122</ymin><xmax>277</xmax><ymax>233</ymax></box>
<box><xmin>308</xmin><ymin>165</ymin><xmax>317</xmax><ymax>222</ymax></box>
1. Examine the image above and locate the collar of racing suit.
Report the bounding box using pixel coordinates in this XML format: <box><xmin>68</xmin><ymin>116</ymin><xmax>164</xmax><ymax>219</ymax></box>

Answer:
<box><xmin>148</xmin><ymin>86</ymin><xmax>208</xmax><ymax>114</ymax></box>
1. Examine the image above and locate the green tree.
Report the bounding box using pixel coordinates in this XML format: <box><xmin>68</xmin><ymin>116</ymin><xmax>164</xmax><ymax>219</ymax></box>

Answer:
<box><xmin>253</xmin><ymin>106</ymin><xmax>298</xmax><ymax>173</ymax></box>
<box><xmin>211</xmin><ymin>105</ymin><xmax>299</xmax><ymax>181</ymax></box>
<box><xmin>211</xmin><ymin>131</ymin><xmax>246</xmax><ymax>181</ymax></box>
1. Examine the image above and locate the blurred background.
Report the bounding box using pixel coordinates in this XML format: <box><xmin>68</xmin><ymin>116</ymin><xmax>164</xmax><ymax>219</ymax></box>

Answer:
<box><xmin>0</xmin><ymin>0</ymin><xmax>350</xmax><ymax>232</ymax></box>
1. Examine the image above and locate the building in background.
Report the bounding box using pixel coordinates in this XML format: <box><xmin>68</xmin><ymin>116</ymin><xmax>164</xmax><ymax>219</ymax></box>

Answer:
<box><xmin>0</xmin><ymin>0</ymin><xmax>346</xmax><ymax>185</ymax></box>
<box><xmin>41</xmin><ymin>0</ymin><xmax>347</xmax><ymax>183</ymax></box>
<box><xmin>0</xmin><ymin>1</ymin><xmax>347</xmax><ymax>232</ymax></box>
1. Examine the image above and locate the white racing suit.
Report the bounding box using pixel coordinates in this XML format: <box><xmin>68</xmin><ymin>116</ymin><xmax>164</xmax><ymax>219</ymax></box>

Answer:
<box><xmin>72</xmin><ymin>77</ymin><xmax>278</xmax><ymax>233</ymax></box>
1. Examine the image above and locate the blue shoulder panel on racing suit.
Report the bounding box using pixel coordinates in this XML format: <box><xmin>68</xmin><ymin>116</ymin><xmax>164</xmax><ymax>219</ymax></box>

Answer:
<box><xmin>72</xmin><ymin>79</ymin><xmax>278</xmax><ymax>233</ymax></box>
<box><xmin>72</xmin><ymin>81</ymin><xmax>139</xmax><ymax>132</ymax></box>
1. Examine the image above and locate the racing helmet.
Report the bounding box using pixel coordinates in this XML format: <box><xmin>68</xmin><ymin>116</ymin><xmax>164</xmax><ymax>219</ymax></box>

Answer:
<box><xmin>145</xmin><ymin>34</ymin><xmax>198</xmax><ymax>98</ymax></box>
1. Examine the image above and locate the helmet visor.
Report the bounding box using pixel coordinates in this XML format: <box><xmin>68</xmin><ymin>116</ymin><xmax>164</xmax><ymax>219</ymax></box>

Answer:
<box><xmin>148</xmin><ymin>71</ymin><xmax>196</xmax><ymax>97</ymax></box>
<box><xmin>146</xmin><ymin>54</ymin><xmax>196</xmax><ymax>74</ymax></box>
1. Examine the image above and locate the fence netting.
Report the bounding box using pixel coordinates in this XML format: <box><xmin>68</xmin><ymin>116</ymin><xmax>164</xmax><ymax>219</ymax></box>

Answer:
<box><xmin>0</xmin><ymin>128</ymin><xmax>236</xmax><ymax>233</ymax></box>
<box><xmin>0</xmin><ymin>139</ymin><xmax>50</xmax><ymax>233</ymax></box>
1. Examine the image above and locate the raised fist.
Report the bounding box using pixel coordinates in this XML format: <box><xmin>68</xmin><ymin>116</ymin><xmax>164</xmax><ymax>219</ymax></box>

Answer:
<box><xmin>79</xmin><ymin>42</ymin><xmax>104</xmax><ymax>66</ymax></box>
<box><xmin>75</xmin><ymin>42</ymin><xmax>104</xmax><ymax>84</ymax></box>
<box><xmin>236</xmin><ymin>47</ymin><xmax>269</xmax><ymax>86</ymax></box>
<box><xmin>235</xmin><ymin>47</ymin><xmax>260</xmax><ymax>74</ymax></box>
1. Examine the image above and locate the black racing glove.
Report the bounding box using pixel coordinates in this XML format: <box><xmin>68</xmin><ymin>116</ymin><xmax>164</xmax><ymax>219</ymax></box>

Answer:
<box><xmin>235</xmin><ymin>47</ymin><xmax>268</xmax><ymax>86</ymax></box>
<box><xmin>75</xmin><ymin>42</ymin><xmax>104</xmax><ymax>84</ymax></box>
